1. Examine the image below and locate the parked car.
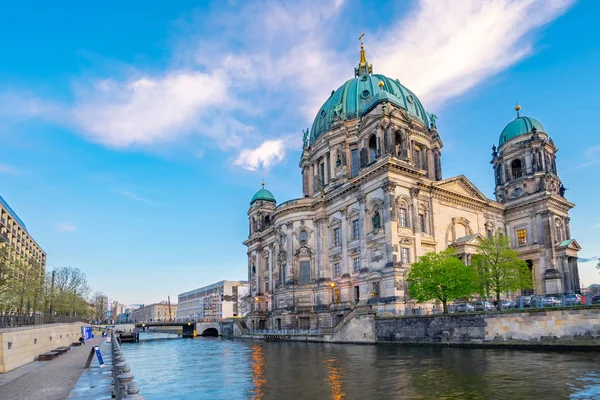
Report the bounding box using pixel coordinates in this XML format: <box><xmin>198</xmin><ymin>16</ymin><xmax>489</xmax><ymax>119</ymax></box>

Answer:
<box><xmin>591</xmin><ymin>295</ymin><xmax>600</xmax><ymax>305</ymax></box>
<box><xmin>474</xmin><ymin>301</ymin><xmax>495</xmax><ymax>311</ymax></box>
<box><xmin>529</xmin><ymin>295</ymin><xmax>545</xmax><ymax>308</ymax></box>
<box><xmin>447</xmin><ymin>304</ymin><xmax>459</xmax><ymax>313</ymax></box>
<box><xmin>498</xmin><ymin>300</ymin><xmax>516</xmax><ymax>310</ymax></box>
<box><xmin>564</xmin><ymin>294</ymin><xmax>581</xmax><ymax>306</ymax></box>
<box><xmin>456</xmin><ymin>303</ymin><xmax>475</xmax><ymax>312</ymax></box>
<box><xmin>543</xmin><ymin>296</ymin><xmax>561</xmax><ymax>307</ymax></box>
<box><xmin>517</xmin><ymin>296</ymin><xmax>532</xmax><ymax>308</ymax></box>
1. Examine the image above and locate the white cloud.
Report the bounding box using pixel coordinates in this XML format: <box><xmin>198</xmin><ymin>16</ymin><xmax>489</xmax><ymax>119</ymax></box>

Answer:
<box><xmin>72</xmin><ymin>71</ymin><xmax>230</xmax><ymax>148</ymax></box>
<box><xmin>118</xmin><ymin>189</ymin><xmax>159</xmax><ymax>205</ymax></box>
<box><xmin>375</xmin><ymin>0</ymin><xmax>576</xmax><ymax>108</ymax></box>
<box><xmin>572</xmin><ymin>146</ymin><xmax>600</xmax><ymax>170</ymax></box>
<box><xmin>57</xmin><ymin>222</ymin><xmax>76</xmax><ymax>232</ymax></box>
<box><xmin>234</xmin><ymin>139</ymin><xmax>287</xmax><ymax>171</ymax></box>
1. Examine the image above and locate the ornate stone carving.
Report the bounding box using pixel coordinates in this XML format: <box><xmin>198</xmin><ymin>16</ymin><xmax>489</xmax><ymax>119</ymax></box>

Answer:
<box><xmin>277</xmin><ymin>250</ymin><xmax>287</xmax><ymax>263</ymax></box>
<box><xmin>382</xmin><ymin>179</ymin><xmax>396</xmax><ymax>193</ymax></box>
<box><xmin>410</xmin><ymin>188</ymin><xmax>420</xmax><ymax>198</ymax></box>
<box><xmin>358</xmin><ymin>194</ymin><xmax>367</xmax><ymax>204</ymax></box>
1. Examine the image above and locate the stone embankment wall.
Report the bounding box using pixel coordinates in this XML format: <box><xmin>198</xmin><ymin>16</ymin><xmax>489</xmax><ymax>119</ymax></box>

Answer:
<box><xmin>376</xmin><ymin>308</ymin><xmax>600</xmax><ymax>347</ymax></box>
<box><xmin>0</xmin><ymin>323</ymin><xmax>85</xmax><ymax>373</ymax></box>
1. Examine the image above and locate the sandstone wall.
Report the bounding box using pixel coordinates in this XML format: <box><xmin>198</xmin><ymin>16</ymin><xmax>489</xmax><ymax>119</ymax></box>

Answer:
<box><xmin>376</xmin><ymin>308</ymin><xmax>600</xmax><ymax>347</ymax></box>
<box><xmin>0</xmin><ymin>323</ymin><xmax>85</xmax><ymax>373</ymax></box>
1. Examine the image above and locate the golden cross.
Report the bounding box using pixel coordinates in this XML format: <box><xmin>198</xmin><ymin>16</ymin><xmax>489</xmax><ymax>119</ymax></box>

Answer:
<box><xmin>359</xmin><ymin>32</ymin><xmax>364</xmax><ymax>46</ymax></box>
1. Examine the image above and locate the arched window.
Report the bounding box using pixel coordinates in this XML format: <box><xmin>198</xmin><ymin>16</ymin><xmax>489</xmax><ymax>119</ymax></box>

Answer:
<box><xmin>495</xmin><ymin>165</ymin><xmax>502</xmax><ymax>185</ymax></box>
<box><xmin>555</xmin><ymin>218</ymin><xmax>564</xmax><ymax>242</ymax></box>
<box><xmin>418</xmin><ymin>205</ymin><xmax>428</xmax><ymax>234</ymax></box>
<box><xmin>394</xmin><ymin>131</ymin><xmax>404</xmax><ymax>158</ymax></box>
<box><xmin>511</xmin><ymin>159</ymin><xmax>523</xmax><ymax>179</ymax></box>
<box><xmin>368</xmin><ymin>135</ymin><xmax>377</xmax><ymax>163</ymax></box>
<box><xmin>398</xmin><ymin>200</ymin><xmax>409</xmax><ymax>228</ymax></box>
<box><xmin>372</xmin><ymin>209</ymin><xmax>381</xmax><ymax>230</ymax></box>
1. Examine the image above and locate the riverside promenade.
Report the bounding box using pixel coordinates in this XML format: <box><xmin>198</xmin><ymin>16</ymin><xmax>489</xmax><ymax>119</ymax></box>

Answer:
<box><xmin>0</xmin><ymin>337</ymin><xmax>103</xmax><ymax>400</ymax></box>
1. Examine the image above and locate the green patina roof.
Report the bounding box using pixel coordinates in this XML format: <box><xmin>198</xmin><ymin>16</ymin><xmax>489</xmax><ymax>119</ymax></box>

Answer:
<box><xmin>558</xmin><ymin>239</ymin><xmax>574</xmax><ymax>247</ymax></box>
<box><xmin>309</xmin><ymin>73</ymin><xmax>429</xmax><ymax>145</ymax></box>
<box><xmin>250</xmin><ymin>188</ymin><xmax>276</xmax><ymax>205</ymax></box>
<box><xmin>499</xmin><ymin>116</ymin><xmax>544</xmax><ymax>146</ymax></box>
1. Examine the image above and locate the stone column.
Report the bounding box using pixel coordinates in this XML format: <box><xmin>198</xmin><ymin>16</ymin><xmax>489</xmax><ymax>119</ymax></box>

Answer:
<box><xmin>565</xmin><ymin>217</ymin><xmax>571</xmax><ymax>240</ymax></box>
<box><xmin>286</xmin><ymin>222</ymin><xmax>294</xmax><ymax>284</ymax></box>
<box><xmin>434</xmin><ymin>149</ymin><xmax>442</xmax><ymax>181</ymax></box>
<box><xmin>426</xmin><ymin>149</ymin><xmax>434</xmax><ymax>179</ymax></box>
<box><xmin>571</xmin><ymin>257</ymin><xmax>581</xmax><ymax>293</ymax></box>
<box><xmin>382</xmin><ymin>180</ymin><xmax>396</xmax><ymax>267</ymax></box>
<box><xmin>410</xmin><ymin>188</ymin><xmax>422</xmax><ymax>257</ymax></box>
<box><xmin>340</xmin><ymin>208</ymin><xmax>349</xmax><ymax>275</ymax></box>
<box><xmin>358</xmin><ymin>194</ymin><xmax>368</xmax><ymax>270</ymax></box>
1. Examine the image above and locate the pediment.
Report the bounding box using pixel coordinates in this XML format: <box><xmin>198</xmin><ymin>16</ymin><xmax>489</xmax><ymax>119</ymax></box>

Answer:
<box><xmin>557</xmin><ymin>239</ymin><xmax>581</xmax><ymax>251</ymax></box>
<box><xmin>435</xmin><ymin>175</ymin><xmax>490</xmax><ymax>202</ymax></box>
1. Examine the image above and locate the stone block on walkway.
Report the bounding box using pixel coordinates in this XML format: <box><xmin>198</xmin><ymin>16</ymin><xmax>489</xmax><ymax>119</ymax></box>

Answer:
<box><xmin>38</xmin><ymin>352</ymin><xmax>59</xmax><ymax>361</ymax></box>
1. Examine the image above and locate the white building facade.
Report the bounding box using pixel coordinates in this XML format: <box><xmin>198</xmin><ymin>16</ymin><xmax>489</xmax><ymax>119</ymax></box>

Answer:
<box><xmin>177</xmin><ymin>280</ymin><xmax>248</xmax><ymax>322</ymax></box>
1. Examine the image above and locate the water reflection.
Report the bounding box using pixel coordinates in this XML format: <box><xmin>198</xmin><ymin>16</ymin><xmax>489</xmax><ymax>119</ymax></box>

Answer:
<box><xmin>325</xmin><ymin>356</ymin><xmax>345</xmax><ymax>399</ymax></box>
<box><xmin>121</xmin><ymin>338</ymin><xmax>600</xmax><ymax>400</ymax></box>
<box><xmin>250</xmin><ymin>344</ymin><xmax>266</xmax><ymax>399</ymax></box>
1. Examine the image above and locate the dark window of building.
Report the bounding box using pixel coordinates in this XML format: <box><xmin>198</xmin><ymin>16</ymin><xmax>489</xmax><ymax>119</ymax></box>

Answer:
<box><xmin>276</xmin><ymin>318</ymin><xmax>281</xmax><ymax>330</ymax></box>
<box><xmin>352</xmin><ymin>219</ymin><xmax>360</xmax><ymax>239</ymax></box>
<box><xmin>334</xmin><ymin>262</ymin><xmax>340</xmax><ymax>276</ymax></box>
<box><xmin>353</xmin><ymin>257</ymin><xmax>361</xmax><ymax>272</ymax></box>
<box><xmin>354</xmin><ymin>286</ymin><xmax>360</xmax><ymax>302</ymax></box>
<box><xmin>401</xmin><ymin>248</ymin><xmax>410</xmax><ymax>264</ymax></box>
<box><xmin>419</xmin><ymin>213</ymin><xmax>426</xmax><ymax>233</ymax></box>
<box><xmin>511</xmin><ymin>159</ymin><xmax>523</xmax><ymax>179</ymax></box>
<box><xmin>399</xmin><ymin>208</ymin><xmax>408</xmax><ymax>227</ymax></box>
<box><xmin>368</xmin><ymin>135</ymin><xmax>377</xmax><ymax>163</ymax></box>
<box><xmin>319</xmin><ymin>162</ymin><xmax>325</xmax><ymax>186</ymax></box>
<box><xmin>298</xmin><ymin>317</ymin><xmax>311</xmax><ymax>330</ymax></box>
<box><xmin>333</xmin><ymin>227</ymin><xmax>341</xmax><ymax>246</ymax></box>
<box><xmin>299</xmin><ymin>261</ymin><xmax>311</xmax><ymax>284</ymax></box>
<box><xmin>334</xmin><ymin>289</ymin><xmax>341</xmax><ymax>303</ymax></box>
<box><xmin>372</xmin><ymin>282</ymin><xmax>380</xmax><ymax>298</ymax></box>
<box><xmin>373</xmin><ymin>210</ymin><xmax>381</xmax><ymax>230</ymax></box>
<box><xmin>351</xmin><ymin>149</ymin><xmax>359</xmax><ymax>177</ymax></box>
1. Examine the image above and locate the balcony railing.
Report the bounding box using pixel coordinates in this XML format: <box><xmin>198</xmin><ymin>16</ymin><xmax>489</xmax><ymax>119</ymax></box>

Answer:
<box><xmin>247</xmin><ymin>328</ymin><xmax>322</xmax><ymax>336</ymax></box>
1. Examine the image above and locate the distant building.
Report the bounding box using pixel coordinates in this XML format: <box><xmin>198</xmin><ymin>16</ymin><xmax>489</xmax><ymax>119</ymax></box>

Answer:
<box><xmin>0</xmin><ymin>194</ymin><xmax>46</xmax><ymax>269</ymax></box>
<box><xmin>177</xmin><ymin>280</ymin><xmax>248</xmax><ymax>322</ymax></box>
<box><xmin>130</xmin><ymin>301</ymin><xmax>177</xmax><ymax>323</ymax></box>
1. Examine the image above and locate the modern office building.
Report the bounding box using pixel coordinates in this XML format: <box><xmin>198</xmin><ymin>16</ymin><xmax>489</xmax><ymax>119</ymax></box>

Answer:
<box><xmin>0</xmin><ymin>194</ymin><xmax>46</xmax><ymax>269</ymax></box>
<box><xmin>177</xmin><ymin>280</ymin><xmax>248</xmax><ymax>321</ymax></box>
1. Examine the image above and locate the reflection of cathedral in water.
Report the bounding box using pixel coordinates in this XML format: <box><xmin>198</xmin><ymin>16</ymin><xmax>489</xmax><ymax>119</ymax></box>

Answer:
<box><xmin>243</xmin><ymin>39</ymin><xmax>581</xmax><ymax>330</ymax></box>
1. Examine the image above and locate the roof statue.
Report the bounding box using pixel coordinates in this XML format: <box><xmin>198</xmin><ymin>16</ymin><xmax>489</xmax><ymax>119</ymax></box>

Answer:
<box><xmin>302</xmin><ymin>129</ymin><xmax>309</xmax><ymax>148</ymax></box>
<box><xmin>428</xmin><ymin>113</ymin><xmax>437</xmax><ymax>129</ymax></box>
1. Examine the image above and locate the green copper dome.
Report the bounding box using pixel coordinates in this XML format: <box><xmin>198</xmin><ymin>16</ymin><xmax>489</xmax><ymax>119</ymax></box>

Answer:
<box><xmin>250</xmin><ymin>187</ymin><xmax>276</xmax><ymax>205</ymax></box>
<box><xmin>309</xmin><ymin>74</ymin><xmax>429</xmax><ymax>145</ymax></box>
<box><xmin>499</xmin><ymin>116</ymin><xmax>544</xmax><ymax>146</ymax></box>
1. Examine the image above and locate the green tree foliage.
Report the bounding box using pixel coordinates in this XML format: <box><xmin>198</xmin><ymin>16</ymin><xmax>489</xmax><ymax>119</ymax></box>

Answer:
<box><xmin>407</xmin><ymin>248</ymin><xmax>477</xmax><ymax>313</ymax></box>
<box><xmin>472</xmin><ymin>233</ymin><xmax>532</xmax><ymax>304</ymax></box>
<box><xmin>49</xmin><ymin>267</ymin><xmax>91</xmax><ymax>317</ymax></box>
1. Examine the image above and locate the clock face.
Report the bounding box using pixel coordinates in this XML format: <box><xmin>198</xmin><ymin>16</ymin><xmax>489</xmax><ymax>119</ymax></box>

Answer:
<box><xmin>512</xmin><ymin>187</ymin><xmax>522</xmax><ymax>198</ymax></box>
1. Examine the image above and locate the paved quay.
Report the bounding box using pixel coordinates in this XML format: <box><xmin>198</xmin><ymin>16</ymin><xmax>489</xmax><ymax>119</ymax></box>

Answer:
<box><xmin>0</xmin><ymin>337</ymin><xmax>104</xmax><ymax>400</ymax></box>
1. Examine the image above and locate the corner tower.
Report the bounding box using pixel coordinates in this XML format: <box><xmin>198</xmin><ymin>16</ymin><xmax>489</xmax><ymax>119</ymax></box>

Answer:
<box><xmin>491</xmin><ymin>105</ymin><xmax>581</xmax><ymax>295</ymax></box>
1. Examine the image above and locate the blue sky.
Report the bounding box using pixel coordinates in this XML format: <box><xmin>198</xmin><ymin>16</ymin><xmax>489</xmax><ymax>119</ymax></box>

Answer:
<box><xmin>0</xmin><ymin>0</ymin><xmax>599</xmax><ymax>305</ymax></box>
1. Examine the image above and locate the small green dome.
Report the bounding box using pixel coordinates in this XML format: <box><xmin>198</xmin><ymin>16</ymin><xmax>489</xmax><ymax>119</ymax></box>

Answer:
<box><xmin>309</xmin><ymin>73</ymin><xmax>429</xmax><ymax>145</ymax></box>
<box><xmin>250</xmin><ymin>187</ymin><xmax>276</xmax><ymax>205</ymax></box>
<box><xmin>499</xmin><ymin>116</ymin><xmax>544</xmax><ymax>146</ymax></box>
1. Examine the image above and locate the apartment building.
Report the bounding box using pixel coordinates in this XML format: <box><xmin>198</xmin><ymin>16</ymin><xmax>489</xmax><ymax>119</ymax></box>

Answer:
<box><xmin>177</xmin><ymin>280</ymin><xmax>248</xmax><ymax>322</ymax></box>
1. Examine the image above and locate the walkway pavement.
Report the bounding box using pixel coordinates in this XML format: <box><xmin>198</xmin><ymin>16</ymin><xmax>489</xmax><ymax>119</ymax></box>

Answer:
<box><xmin>0</xmin><ymin>337</ymin><xmax>104</xmax><ymax>400</ymax></box>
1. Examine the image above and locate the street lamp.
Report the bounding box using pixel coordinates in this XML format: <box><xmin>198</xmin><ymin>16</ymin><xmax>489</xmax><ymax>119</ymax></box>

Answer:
<box><xmin>330</xmin><ymin>282</ymin><xmax>336</xmax><ymax>304</ymax></box>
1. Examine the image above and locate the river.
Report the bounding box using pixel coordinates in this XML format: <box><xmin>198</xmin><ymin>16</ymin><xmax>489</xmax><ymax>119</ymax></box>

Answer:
<box><xmin>121</xmin><ymin>333</ymin><xmax>600</xmax><ymax>400</ymax></box>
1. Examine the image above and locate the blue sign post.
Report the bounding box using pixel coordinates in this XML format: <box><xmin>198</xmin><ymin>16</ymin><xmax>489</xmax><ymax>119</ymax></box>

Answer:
<box><xmin>94</xmin><ymin>345</ymin><xmax>105</xmax><ymax>368</ymax></box>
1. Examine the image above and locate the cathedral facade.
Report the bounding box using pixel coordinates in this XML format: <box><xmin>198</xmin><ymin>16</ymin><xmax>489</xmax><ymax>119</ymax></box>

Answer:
<box><xmin>243</xmin><ymin>42</ymin><xmax>581</xmax><ymax>331</ymax></box>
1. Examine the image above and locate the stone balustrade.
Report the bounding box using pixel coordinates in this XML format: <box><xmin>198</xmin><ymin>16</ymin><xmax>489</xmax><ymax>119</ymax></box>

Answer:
<box><xmin>111</xmin><ymin>330</ymin><xmax>145</xmax><ymax>400</ymax></box>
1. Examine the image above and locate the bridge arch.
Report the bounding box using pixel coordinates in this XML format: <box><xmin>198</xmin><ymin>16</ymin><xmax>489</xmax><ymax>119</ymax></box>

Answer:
<box><xmin>201</xmin><ymin>327</ymin><xmax>219</xmax><ymax>337</ymax></box>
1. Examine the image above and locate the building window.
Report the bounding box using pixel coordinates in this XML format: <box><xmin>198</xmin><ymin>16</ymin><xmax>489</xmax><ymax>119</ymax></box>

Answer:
<box><xmin>334</xmin><ymin>262</ymin><xmax>340</xmax><ymax>277</ymax></box>
<box><xmin>371</xmin><ymin>282</ymin><xmax>380</xmax><ymax>298</ymax></box>
<box><xmin>334</xmin><ymin>289</ymin><xmax>341</xmax><ymax>303</ymax></box>
<box><xmin>399</xmin><ymin>208</ymin><xmax>408</xmax><ymax>227</ymax></box>
<box><xmin>351</xmin><ymin>148</ymin><xmax>359</xmax><ymax>177</ymax></box>
<box><xmin>299</xmin><ymin>261</ymin><xmax>311</xmax><ymax>284</ymax></box>
<box><xmin>419</xmin><ymin>213</ymin><xmax>426</xmax><ymax>234</ymax></box>
<box><xmin>401</xmin><ymin>248</ymin><xmax>410</xmax><ymax>264</ymax></box>
<box><xmin>373</xmin><ymin>210</ymin><xmax>381</xmax><ymax>230</ymax></box>
<box><xmin>354</xmin><ymin>286</ymin><xmax>360</xmax><ymax>302</ymax></box>
<box><xmin>352</xmin><ymin>219</ymin><xmax>360</xmax><ymax>240</ymax></box>
<box><xmin>511</xmin><ymin>159</ymin><xmax>523</xmax><ymax>179</ymax></box>
<box><xmin>298</xmin><ymin>317</ymin><xmax>311</xmax><ymax>330</ymax></box>
<box><xmin>517</xmin><ymin>229</ymin><xmax>527</xmax><ymax>246</ymax></box>
<box><xmin>319</xmin><ymin>162</ymin><xmax>325</xmax><ymax>187</ymax></box>
<box><xmin>353</xmin><ymin>257</ymin><xmax>361</xmax><ymax>272</ymax></box>
<box><xmin>265</xmin><ymin>282</ymin><xmax>269</xmax><ymax>293</ymax></box>
<box><xmin>299</xmin><ymin>230</ymin><xmax>308</xmax><ymax>243</ymax></box>
<box><xmin>333</xmin><ymin>227</ymin><xmax>341</xmax><ymax>246</ymax></box>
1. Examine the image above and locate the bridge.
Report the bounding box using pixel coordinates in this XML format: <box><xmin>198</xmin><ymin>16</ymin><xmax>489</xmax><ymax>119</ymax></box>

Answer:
<box><xmin>134</xmin><ymin>321</ymin><xmax>221</xmax><ymax>337</ymax></box>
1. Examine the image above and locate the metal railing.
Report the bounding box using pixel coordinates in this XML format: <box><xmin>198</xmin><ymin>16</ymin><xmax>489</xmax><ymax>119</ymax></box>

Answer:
<box><xmin>111</xmin><ymin>330</ymin><xmax>145</xmax><ymax>399</ymax></box>
<box><xmin>247</xmin><ymin>328</ymin><xmax>322</xmax><ymax>336</ymax></box>
<box><xmin>0</xmin><ymin>313</ymin><xmax>87</xmax><ymax>329</ymax></box>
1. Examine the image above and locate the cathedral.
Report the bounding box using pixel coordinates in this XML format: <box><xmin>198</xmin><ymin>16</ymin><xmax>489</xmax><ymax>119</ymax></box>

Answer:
<box><xmin>243</xmin><ymin>40</ymin><xmax>581</xmax><ymax>331</ymax></box>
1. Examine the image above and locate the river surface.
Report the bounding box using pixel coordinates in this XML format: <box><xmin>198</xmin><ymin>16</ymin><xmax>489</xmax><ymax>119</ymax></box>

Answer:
<box><xmin>121</xmin><ymin>332</ymin><xmax>600</xmax><ymax>400</ymax></box>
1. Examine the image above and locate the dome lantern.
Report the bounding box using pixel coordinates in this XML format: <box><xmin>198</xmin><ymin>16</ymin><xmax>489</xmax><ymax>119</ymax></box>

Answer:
<box><xmin>250</xmin><ymin>182</ymin><xmax>276</xmax><ymax>206</ymax></box>
<box><xmin>498</xmin><ymin>105</ymin><xmax>545</xmax><ymax>146</ymax></box>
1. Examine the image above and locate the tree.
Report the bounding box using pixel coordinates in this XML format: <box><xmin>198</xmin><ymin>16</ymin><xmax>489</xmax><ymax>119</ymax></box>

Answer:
<box><xmin>588</xmin><ymin>284</ymin><xmax>600</xmax><ymax>296</ymax></box>
<box><xmin>50</xmin><ymin>267</ymin><xmax>90</xmax><ymax>317</ymax></box>
<box><xmin>407</xmin><ymin>248</ymin><xmax>477</xmax><ymax>314</ymax></box>
<box><xmin>472</xmin><ymin>233</ymin><xmax>532</xmax><ymax>304</ymax></box>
